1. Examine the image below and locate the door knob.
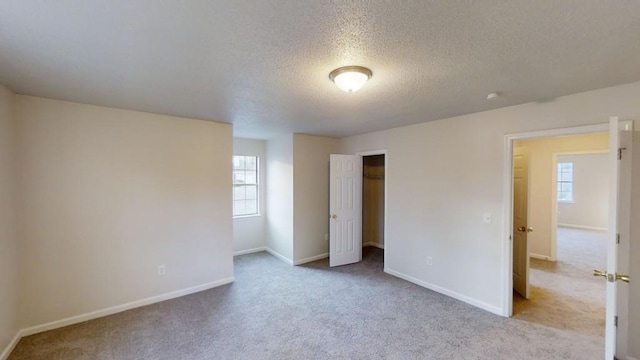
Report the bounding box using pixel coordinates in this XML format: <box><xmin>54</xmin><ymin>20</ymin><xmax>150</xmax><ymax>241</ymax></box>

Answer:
<box><xmin>517</xmin><ymin>226</ymin><xmax>533</xmax><ymax>233</ymax></box>
<box><xmin>593</xmin><ymin>269</ymin><xmax>607</xmax><ymax>278</ymax></box>
<box><xmin>330</xmin><ymin>214</ymin><xmax>337</xmax><ymax>219</ymax></box>
<box><xmin>616</xmin><ymin>274</ymin><xmax>630</xmax><ymax>283</ymax></box>
<box><xmin>594</xmin><ymin>270</ymin><xmax>629</xmax><ymax>283</ymax></box>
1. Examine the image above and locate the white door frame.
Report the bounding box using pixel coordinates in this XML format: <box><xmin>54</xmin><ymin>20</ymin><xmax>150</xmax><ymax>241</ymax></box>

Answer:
<box><xmin>502</xmin><ymin>123</ymin><xmax>610</xmax><ymax>317</ymax></box>
<box><xmin>550</xmin><ymin>149</ymin><xmax>609</xmax><ymax>262</ymax></box>
<box><xmin>504</xmin><ymin>119</ymin><xmax>634</xmax><ymax>359</ymax></box>
<box><xmin>357</xmin><ymin>149</ymin><xmax>388</xmax><ymax>268</ymax></box>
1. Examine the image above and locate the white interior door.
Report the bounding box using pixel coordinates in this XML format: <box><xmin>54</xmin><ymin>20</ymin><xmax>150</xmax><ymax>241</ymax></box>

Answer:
<box><xmin>606</xmin><ymin>118</ymin><xmax>634</xmax><ymax>359</ymax></box>
<box><xmin>329</xmin><ymin>154</ymin><xmax>362</xmax><ymax>267</ymax></box>
<box><xmin>512</xmin><ymin>146</ymin><xmax>530</xmax><ymax>299</ymax></box>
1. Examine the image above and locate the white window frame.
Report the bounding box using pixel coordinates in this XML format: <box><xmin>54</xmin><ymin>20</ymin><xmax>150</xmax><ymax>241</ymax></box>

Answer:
<box><xmin>233</xmin><ymin>155</ymin><xmax>260</xmax><ymax>218</ymax></box>
<box><xmin>557</xmin><ymin>161</ymin><xmax>574</xmax><ymax>203</ymax></box>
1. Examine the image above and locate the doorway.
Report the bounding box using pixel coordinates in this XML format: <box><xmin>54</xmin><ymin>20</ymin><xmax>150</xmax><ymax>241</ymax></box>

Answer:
<box><xmin>329</xmin><ymin>150</ymin><xmax>388</xmax><ymax>268</ymax></box>
<box><xmin>511</xmin><ymin>134</ymin><xmax>610</xmax><ymax>339</ymax></box>
<box><xmin>362</xmin><ymin>154</ymin><xmax>385</xmax><ymax>265</ymax></box>
<box><xmin>503</xmin><ymin>119</ymin><xmax>634</xmax><ymax>359</ymax></box>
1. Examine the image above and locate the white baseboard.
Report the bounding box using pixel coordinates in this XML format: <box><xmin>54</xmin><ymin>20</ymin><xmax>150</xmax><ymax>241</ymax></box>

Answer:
<box><xmin>293</xmin><ymin>253</ymin><xmax>328</xmax><ymax>265</ymax></box>
<box><xmin>265</xmin><ymin>248</ymin><xmax>293</xmax><ymax>265</ymax></box>
<box><xmin>558</xmin><ymin>223</ymin><xmax>607</xmax><ymax>232</ymax></box>
<box><xmin>233</xmin><ymin>247</ymin><xmax>266</xmax><ymax>256</ymax></box>
<box><xmin>1</xmin><ymin>331</ymin><xmax>21</xmax><ymax>360</ymax></box>
<box><xmin>236</xmin><ymin>247</ymin><xmax>318</xmax><ymax>265</ymax></box>
<box><xmin>530</xmin><ymin>253</ymin><xmax>552</xmax><ymax>261</ymax></box>
<box><xmin>384</xmin><ymin>267</ymin><xmax>502</xmax><ymax>316</ymax></box>
<box><xmin>363</xmin><ymin>241</ymin><xmax>384</xmax><ymax>249</ymax></box>
<box><xmin>264</xmin><ymin>248</ymin><xmax>327</xmax><ymax>266</ymax></box>
<box><xmin>19</xmin><ymin>277</ymin><xmax>234</xmax><ymax>338</ymax></box>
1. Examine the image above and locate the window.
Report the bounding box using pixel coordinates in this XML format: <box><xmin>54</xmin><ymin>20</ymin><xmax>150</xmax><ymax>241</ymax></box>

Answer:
<box><xmin>233</xmin><ymin>155</ymin><xmax>259</xmax><ymax>217</ymax></box>
<box><xmin>557</xmin><ymin>162</ymin><xmax>573</xmax><ymax>202</ymax></box>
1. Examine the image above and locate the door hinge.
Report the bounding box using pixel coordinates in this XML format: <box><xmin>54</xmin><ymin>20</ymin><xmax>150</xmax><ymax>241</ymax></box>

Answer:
<box><xmin>614</xmin><ymin>315</ymin><xmax>618</xmax><ymax>327</ymax></box>
<box><xmin>617</xmin><ymin>233</ymin><xmax>620</xmax><ymax>244</ymax></box>
<box><xmin>618</xmin><ymin>147</ymin><xmax>627</xmax><ymax>160</ymax></box>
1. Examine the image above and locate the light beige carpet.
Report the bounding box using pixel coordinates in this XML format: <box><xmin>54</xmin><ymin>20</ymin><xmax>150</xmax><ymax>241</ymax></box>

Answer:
<box><xmin>10</xmin><ymin>246</ymin><xmax>604</xmax><ymax>359</ymax></box>
<box><xmin>513</xmin><ymin>227</ymin><xmax>607</xmax><ymax>339</ymax></box>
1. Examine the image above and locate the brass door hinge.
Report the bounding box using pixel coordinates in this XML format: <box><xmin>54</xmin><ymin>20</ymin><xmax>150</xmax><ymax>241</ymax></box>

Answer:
<box><xmin>618</xmin><ymin>147</ymin><xmax>627</xmax><ymax>160</ymax></box>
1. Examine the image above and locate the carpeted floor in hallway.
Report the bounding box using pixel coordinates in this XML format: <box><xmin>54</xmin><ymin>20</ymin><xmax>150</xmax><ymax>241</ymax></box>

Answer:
<box><xmin>513</xmin><ymin>227</ymin><xmax>607</xmax><ymax>339</ymax></box>
<box><xmin>10</xmin><ymin>246</ymin><xmax>603</xmax><ymax>360</ymax></box>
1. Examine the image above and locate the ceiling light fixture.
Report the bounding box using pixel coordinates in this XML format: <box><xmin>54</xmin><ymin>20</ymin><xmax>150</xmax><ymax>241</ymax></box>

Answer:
<box><xmin>486</xmin><ymin>92</ymin><xmax>500</xmax><ymax>100</ymax></box>
<box><xmin>329</xmin><ymin>66</ymin><xmax>372</xmax><ymax>93</ymax></box>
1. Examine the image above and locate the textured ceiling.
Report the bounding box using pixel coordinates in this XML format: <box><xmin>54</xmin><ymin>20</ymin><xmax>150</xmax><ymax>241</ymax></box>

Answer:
<box><xmin>1</xmin><ymin>1</ymin><xmax>640</xmax><ymax>139</ymax></box>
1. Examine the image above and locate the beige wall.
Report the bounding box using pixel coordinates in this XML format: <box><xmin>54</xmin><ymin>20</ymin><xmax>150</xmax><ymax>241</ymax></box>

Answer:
<box><xmin>266</xmin><ymin>134</ymin><xmax>294</xmax><ymax>261</ymax></box>
<box><xmin>264</xmin><ymin>133</ymin><xmax>338</xmax><ymax>264</ymax></box>
<box><xmin>0</xmin><ymin>86</ymin><xmax>19</xmax><ymax>355</ymax></box>
<box><xmin>516</xmin><ymin>133</ymin><xmax>609</xmax><ymax>259</ymax></box>
<box><xmin>233</xmin><ymin>138</ymin><xmax>267</xmax><ymax>253</ymax></box>
<box><xmin>340</xmin><ymin>81</ymin><xmax>640</xmax><ymax>313</ymax></box>
<box><xmin>557</xmin><ymin>153</ymin><xmax>609</xmax><ymax>230</ymax></box>
<box><xmin>16</xmin><ymin>96</ymin><xmax>234</xmax><ymax>328</ymax></box>
<box><xmin>292</xmin><ymin>134</ymin><xmax>339</xmax><ymax>262</ymax></box>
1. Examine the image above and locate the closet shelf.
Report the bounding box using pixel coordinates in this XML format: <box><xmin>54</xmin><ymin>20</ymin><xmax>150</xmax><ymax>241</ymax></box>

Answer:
<box><xmin>364</xmin><ymin>175</ymin><xmax>385</xmax><ymax>180</ymax></box>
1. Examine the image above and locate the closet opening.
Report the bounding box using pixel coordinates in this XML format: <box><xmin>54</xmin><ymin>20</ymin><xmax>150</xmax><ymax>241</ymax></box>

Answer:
<box><xmin>362</xmin><ymin>154</ymin><xmax>385</xmax><ymax>266</ymax></box>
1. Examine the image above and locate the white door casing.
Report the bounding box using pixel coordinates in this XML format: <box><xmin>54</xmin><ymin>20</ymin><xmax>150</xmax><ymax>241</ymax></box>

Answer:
<box><xmin>512</xmin><ymin>146</ymin><xmax>530</xmax><ymax>299</ymax></box>
<box><xmin>329</xmin><ymin>154</ymin><xmax>363</xmax><ymax>267</ymax></box>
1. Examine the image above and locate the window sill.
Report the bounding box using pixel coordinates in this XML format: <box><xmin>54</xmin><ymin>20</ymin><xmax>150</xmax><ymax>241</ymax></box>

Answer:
<box><xmin>233</xmin><ymin>214</ymin><xmax>262</xmax><ymax>220</ymax></box>
<box><xmin>557</xmin><ymin>200</ymin><xmax>574</xmax><ymax>204</ymax></box>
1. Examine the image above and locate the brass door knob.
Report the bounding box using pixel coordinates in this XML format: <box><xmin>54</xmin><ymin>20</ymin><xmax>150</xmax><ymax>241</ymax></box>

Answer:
<box><xmin>517</xmin><ymin>226</ymin><xmax>534</xmax><ymax>233</ymax></box>
<box><xmin>616</xmin><ymin>274</ymin><xmax>630</xmax><ymax>283</ymax></box>
<box><xmin>594</xmin><ymin>270</ymin><xmax>630</xmax><ymax>283</ymax></box>
<box><xmin>593</xmin><ymin>269</ymin><xmax>607</xmax><ymax>278</ymax></box>
<box><xmin>330</xmin><ymin>214</ymin><xmax>337</xmax><ymax>219</ymax></box>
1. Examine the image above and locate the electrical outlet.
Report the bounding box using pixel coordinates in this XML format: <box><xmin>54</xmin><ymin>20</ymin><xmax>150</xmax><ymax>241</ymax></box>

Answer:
<box><xmin>324</xmin><ymin>233</ymin><xmax>329</xmax><ymax>241</ymax></box>
<box><xmin>426</xmin><ymin>257</ymin><xmax>433</xmax><ymax>266</ymax></box>
<box><xmin>158</xmin><ymin>265</ymin><xmax>166</xmax><ymax>276</ymax></box>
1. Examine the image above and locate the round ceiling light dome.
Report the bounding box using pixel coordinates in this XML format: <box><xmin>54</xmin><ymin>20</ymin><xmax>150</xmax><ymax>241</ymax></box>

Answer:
<box><xmin>329</xmin><ymin>66</ymin><xmax>372</xmax><ymax>93</ymax></box>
